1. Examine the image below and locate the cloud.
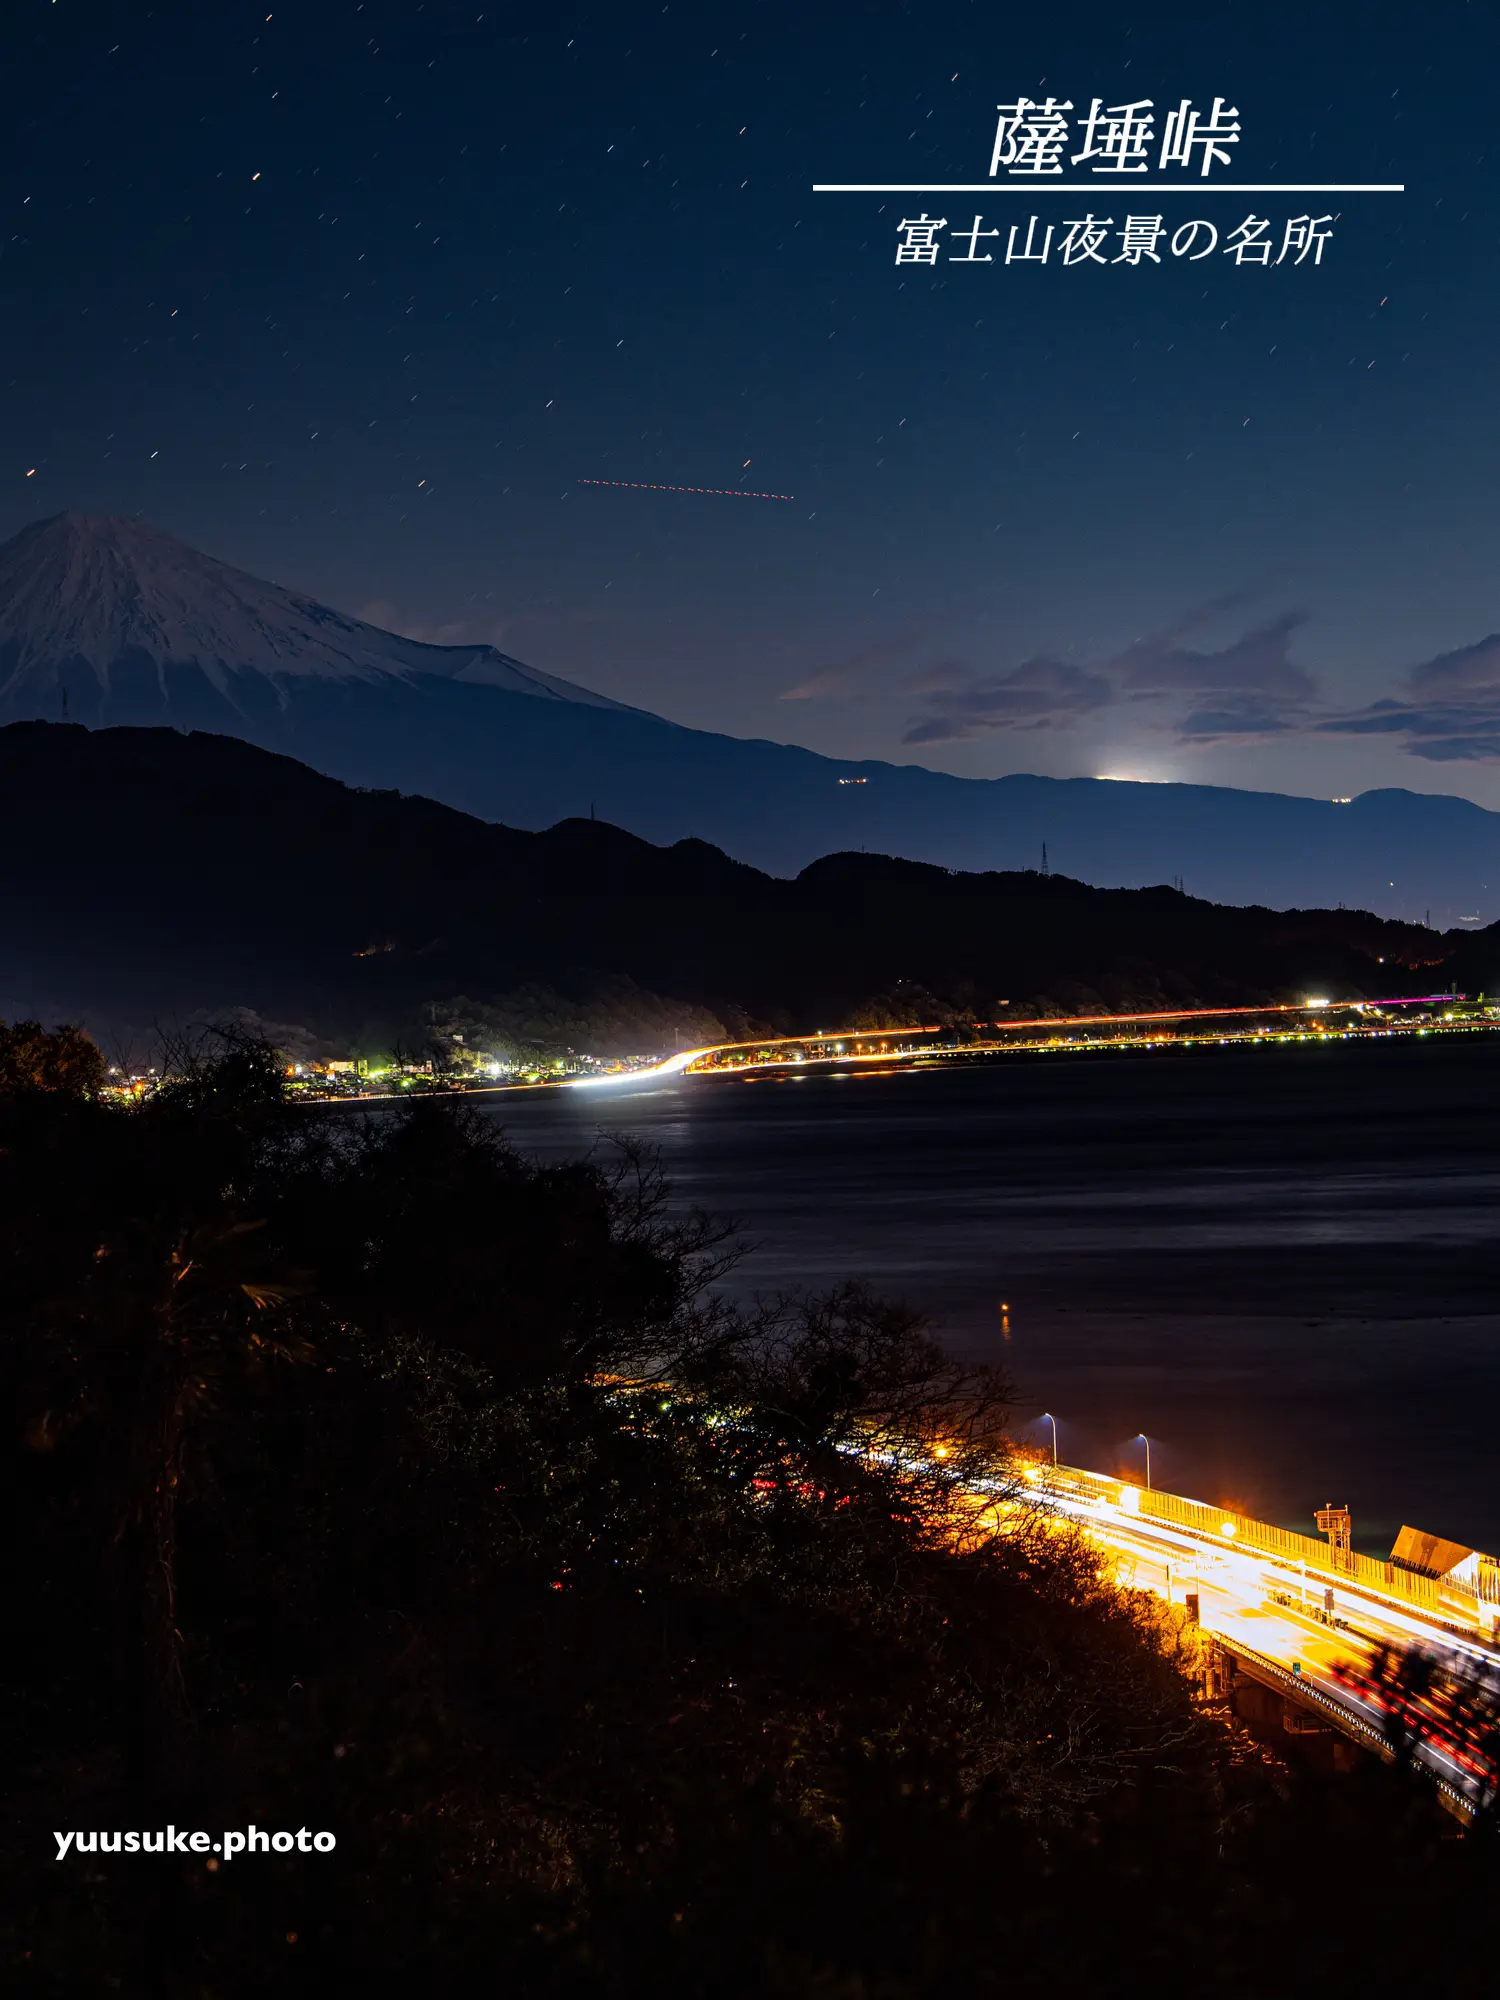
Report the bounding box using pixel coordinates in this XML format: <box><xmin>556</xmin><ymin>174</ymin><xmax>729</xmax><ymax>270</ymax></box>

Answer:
<box><xmin>780</xmin><ymin>628</ymin><xmax>929</xmax><ymax>701</ymax></box>
<box><xmin>1317</xmin><ymin>635</ymin><xmax>1500</xmax><ymax>761</ymax></box>
<box><xmin>1176</xmin><ymin>700</ymin><xmax>1303</xmax><ymax>742</ymax></box>
<box><xmin>1118</xmin><ymin>611</ymin><xmax>1316</xmax><ymax>703</ymax></box>
<box><xmin>1408</xmin><ymin>731</ymin><xmax>1500</xmax><ymax>762</ymax></box>
<box><xmin>901</xmin><ymin>657</ymin><xmax>1114</xmax><ymax>743</ymax></box>
<box><xmin>898</xmin><ymin>603</ymin><xmax>1319</xmax><ymax>746</ymax></box>
<box><xmin>1317</xmin><ymin>701</ymin><xmax>1500</xmax><ymax>762</ymax></box>
<box><xmin>899</xmin><ymin>659</ymin><xmax>971</xmax><ymax>694</ymax></box>
<box><xmin>1408</xmin><ymin>633</ymin><xmax>1500</xmax><ymax>695</ymax></box>
<box><xmin>358</xmin><ymin>599</ymin><xmax>515</xmax><ymax>649</ymax></box>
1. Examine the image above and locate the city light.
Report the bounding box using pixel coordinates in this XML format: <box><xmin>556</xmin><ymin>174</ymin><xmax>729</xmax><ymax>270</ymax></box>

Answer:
<box><xmin>133</xmin><ymin>993</ymin><xmax>1491</xmax><ymax>1111</ymax></box>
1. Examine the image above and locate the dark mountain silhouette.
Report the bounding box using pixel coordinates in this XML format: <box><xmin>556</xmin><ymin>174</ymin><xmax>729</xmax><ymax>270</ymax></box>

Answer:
<box><xmin>3</xmin><ymin>512</ymin><xmax>1500</xmax><ymax>924</ymax></box>
<box><xmin>3</xmin><ymin>722</ymin><xmax>1489</xmax><ymax>1052</ymax></box>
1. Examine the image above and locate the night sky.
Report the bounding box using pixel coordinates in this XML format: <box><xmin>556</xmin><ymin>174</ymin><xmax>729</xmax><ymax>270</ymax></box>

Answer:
<box><xmin>3</xmin><ymin>0</ymin><xmax>1496</xmax><ymax>800</ymax></box>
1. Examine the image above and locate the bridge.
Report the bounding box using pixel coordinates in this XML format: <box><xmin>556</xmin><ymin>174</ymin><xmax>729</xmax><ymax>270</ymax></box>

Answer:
<box><xmin>1019</xmin><ymin>1461</ymin><xmax>1500</xmax><ymax>1819</ymax></box>
<box><xmin>562</xmin><ymin>994</ymin><xmax>1478</xmax><ymax>1092</ymax></box>
<box><xmin>675</xmin><ymin>997</ymin><xmax>1470</xmax><ymax>1075</ymax></box>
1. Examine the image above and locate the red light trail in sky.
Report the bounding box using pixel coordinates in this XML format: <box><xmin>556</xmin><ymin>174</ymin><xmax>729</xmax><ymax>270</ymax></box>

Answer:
<box><xmin>577</xmin><ymin>478</ymin><xmax>795</xmax><ymax>501</ymax></box>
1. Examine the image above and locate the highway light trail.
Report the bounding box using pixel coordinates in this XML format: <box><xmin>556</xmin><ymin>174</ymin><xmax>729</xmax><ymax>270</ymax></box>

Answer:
<box><xmin>696</xmin><ymin>996</ymin><xmax>1459</xmax><ymax>1053</ymax></box>
<box><xmin>532</xmin><ymin>998</ymin><xmax>1481</xmax><ymax>1093</ymax></box>
<box><xmin>669</xmin><ymin>996</ymin><xmax>1472</xmax><ymax>1079</ymax></box>
<box><xmin>566</xmin><ymin>1048</ymin><xmax>706</xmax><ymax>1088</ymax></box>
<box><xmin>1025</xmin><ymin>1462</ymin><xmax>1499</xmax><ymax>1814</ymax></box>
<box><xmin>310</xmin><ymin>997</ymin><xmax>1488</xmax><ymax>1101</ymax></box>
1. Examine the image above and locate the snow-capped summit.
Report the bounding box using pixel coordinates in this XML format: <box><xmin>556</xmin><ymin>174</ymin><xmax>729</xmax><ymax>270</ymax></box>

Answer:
<box><xmin>0</xmin><ymin>517</ymin><xmax>1493</xmax><ymax>922</ymax></box>
<box><xmin>0</xmin><ymin>511</ymin><xmax>631</xmax><ymax>712</ymax></box>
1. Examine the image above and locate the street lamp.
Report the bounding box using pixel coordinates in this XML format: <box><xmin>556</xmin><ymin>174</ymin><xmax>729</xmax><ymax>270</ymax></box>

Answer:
<box><xmin>1041</xmin><ymin>1412</ymin><xmax>1058</xmax><ymax>1465</ymax></box>
<box><xmin>1137</xmin><ymin>1432</ymin><xmax>1152</xmax><ymax>1490</ymax></box>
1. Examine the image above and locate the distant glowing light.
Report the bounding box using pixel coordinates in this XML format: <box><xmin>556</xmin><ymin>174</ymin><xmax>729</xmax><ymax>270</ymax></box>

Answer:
<box><xmin>1305</xmin><ymin>996</ymin><xmax>1330</xmax><ymax>1010</ymax></box>
<box><xmin>1220</xmin><ymin>1520</ymin><xmax>1237</xmax><ymax>1538</ymax></box>
<box><xmin>566</xmin><ymin>1048</ymin><xmax>709</xmax><ymax>1089</ymax></box>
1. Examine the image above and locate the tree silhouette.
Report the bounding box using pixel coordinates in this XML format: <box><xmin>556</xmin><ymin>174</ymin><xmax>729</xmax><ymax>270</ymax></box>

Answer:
<box><xmin>0</xmin><ymin>1018</ymin><xmax>106</xmax><ymax>1096</ymax></box>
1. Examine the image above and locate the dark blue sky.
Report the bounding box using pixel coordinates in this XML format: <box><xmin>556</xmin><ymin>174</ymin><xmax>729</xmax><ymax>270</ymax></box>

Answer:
<box><xmin>3</xmin><ymin>0</ymin><xmax>1496</xmax><ymax>799</ymax></box>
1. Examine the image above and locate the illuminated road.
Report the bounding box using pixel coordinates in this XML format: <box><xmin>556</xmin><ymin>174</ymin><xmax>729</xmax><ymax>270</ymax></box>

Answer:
<box><xmin>676</xmin><ymin>997</ymin><xmax>1470</xmax><ymax>1079</ymax></box>
<box><xmin>301</xmin><ymin>996</ymin><xmax>1487</xmax><ymax>1099</ymax></box>
<box><xmin>553</xmin><ymin>995</ymin><xmax>1482</xmax><ymax>1092</ymax></box>
<box><xmin>1024</xmin><ymin>1463</ymin><xmax>1499</xmax><ymax>1811</ymax></box>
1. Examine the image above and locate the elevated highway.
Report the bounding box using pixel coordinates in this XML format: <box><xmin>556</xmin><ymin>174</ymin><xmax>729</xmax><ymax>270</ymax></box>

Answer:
<box><xmin>674</xmin><ymin>996</ymin><xmax>1470</xmax><ymax>1078</ymax></box>
<box><xmin>559</xmin><ymin>994</ymin><xmax>1482</xmax><ymax>1092</ymax></box>
<box><xmin>1025</xmin><ymin>1462</ymin><xmax>1500</xmax><ymax>1818</ymax></box>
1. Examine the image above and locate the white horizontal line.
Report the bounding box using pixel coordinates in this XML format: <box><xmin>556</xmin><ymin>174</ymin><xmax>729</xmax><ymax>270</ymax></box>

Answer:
<box><xmin>813</xmin><ymin>182</ymin><xmax>1405</xmax><ymax>194</ymax></box>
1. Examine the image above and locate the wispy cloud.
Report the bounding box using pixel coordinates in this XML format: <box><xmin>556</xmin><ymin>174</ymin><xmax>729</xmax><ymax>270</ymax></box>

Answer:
<box><xmin>1177</xmin><ymin>700</ymin><xmax>1304</xmax><ymax>742</ymax></box>
<box><xmin>780</xmin><ymin>627</ymin><xmax>930</xmax><ymax>702</ymax></box>
<box><xmin>1318</xmin><ymin>635</ymin><xmax>1500</xmax><ymax>761</ymax></box>
<box><xmin>1118</xmin><ymin>611</ymin><xmax>1316</xmax><ymax>703</ymax></box>
<box><xmin>899</xmin><ymin>603</ymin><xmax>1318</xmax><ymax>745</ymax></box>
<box><xmin>358</xmin><ymin>599</ymin><xmax>515</xmax><ymax>649</ymax></box>
<box><xmin>359</xmin><ymin>599</ymin><xmax>625</xmax><ymax>654</ymax></box>
<box><xmin>901</xmin><ymin>657</ymin><xmax>1115</xmax><ymax>743</ymax></box>
<box><xmin>1410</xmin><ymin>634</ymin><xmax>1500</xmax><ymax>697</ymax></box>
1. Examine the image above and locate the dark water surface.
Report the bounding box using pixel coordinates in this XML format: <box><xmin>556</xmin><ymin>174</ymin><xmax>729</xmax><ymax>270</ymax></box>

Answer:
<box><xmin>490</xmin><ymin>1038</ymin><xmax>1500</xmax><ymax>1554</ymax></box>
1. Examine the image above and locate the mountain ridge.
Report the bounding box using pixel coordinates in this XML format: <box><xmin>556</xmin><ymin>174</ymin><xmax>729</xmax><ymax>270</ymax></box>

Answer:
<box><xmin>1</xmin><ymin>512</ymin><xmax>1498</xmax><ymax>921</ymax></box>
<box><xmin>5</xmin><ymin>720</ymin><xmax>1495</xmax><ymax>1057</ymax></box>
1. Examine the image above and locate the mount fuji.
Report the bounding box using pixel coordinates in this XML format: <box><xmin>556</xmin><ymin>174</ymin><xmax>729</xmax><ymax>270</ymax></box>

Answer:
<box><xmin>0</xmin><ymin>510</ymin><xmax>638</xmax><ymax>719</ymax></box>
<box><xmin>5</xmin><ymin>509</ymin><xmax>1500</xmax><ymax>923</ymax></box>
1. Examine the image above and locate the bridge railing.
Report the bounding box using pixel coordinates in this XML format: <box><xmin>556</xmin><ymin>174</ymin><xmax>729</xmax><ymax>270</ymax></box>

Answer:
<box><xmin>1218</xmin><ymin>1639</ymin><xmax>1475</xmax><ymax>1821</ymax></box>
<box><xmin>1041</xmin><ymin>1464</ymin><xmax>1488</xmax><ymax>1635</ymax></box>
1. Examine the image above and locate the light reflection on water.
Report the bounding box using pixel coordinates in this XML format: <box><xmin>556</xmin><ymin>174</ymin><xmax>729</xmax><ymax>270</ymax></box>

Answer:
<box><xmin>490</xmin><ymin>1040</ymin><xmax>1500</xmax><ymax>1552</ymax></box>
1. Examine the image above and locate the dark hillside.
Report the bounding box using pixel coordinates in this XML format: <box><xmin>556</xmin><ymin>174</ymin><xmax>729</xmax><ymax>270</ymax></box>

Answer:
<box><xmin>0</xmin><ymin>722</ymin><xmax>1477</xmax><ymax>1045</ymax></box>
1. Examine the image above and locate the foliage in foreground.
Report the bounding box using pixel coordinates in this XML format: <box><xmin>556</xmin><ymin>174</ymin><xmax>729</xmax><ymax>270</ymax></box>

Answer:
<box><xmin>0</xmin><ymin>1018</ymin><xmax>105</xmax><ymax>1098</ymax></box>
<box><xmin>2</xmin><ymin>1038</ymin><xmax>1495</xmax><ymax>1997</ymax></box>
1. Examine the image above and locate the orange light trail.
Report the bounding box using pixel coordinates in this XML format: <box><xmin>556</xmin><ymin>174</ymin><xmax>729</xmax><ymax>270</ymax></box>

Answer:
<box><xmin>687</xmin><ymin>995</ymin><xmax>1459</xmax><ymax>1064</ymax></box>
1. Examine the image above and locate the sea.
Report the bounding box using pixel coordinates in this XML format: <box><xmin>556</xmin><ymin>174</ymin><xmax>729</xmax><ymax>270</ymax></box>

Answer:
<box><xmin>489</xmin><ymin>1035</ymin><xmax>1500</xmax><ymax>1556</ymax></box>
